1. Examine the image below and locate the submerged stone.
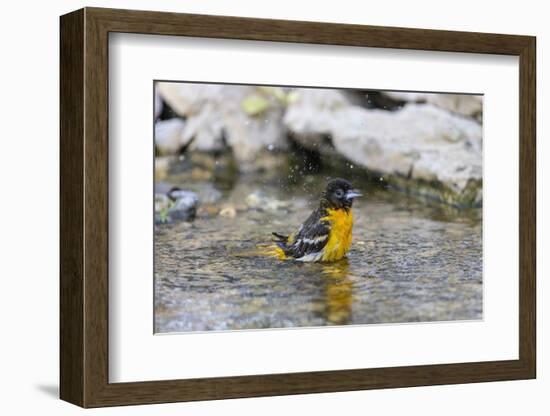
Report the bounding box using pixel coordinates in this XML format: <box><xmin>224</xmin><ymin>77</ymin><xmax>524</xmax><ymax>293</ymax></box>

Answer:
<box><xmin>155</xmin><ymin>188</ymin><xmax>199</xmax><ymax>224</ymax></box>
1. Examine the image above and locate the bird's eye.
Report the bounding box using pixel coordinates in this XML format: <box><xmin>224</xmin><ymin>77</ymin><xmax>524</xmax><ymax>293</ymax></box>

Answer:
<box><xmin>335</xmin><ymin>189</ymin><xmax>344</xmax><ymax>198</ymax></box>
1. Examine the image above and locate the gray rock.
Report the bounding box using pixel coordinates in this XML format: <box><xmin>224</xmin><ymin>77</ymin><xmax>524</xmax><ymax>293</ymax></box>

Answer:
<box><xmin>155</xmin><ymin>189</ymin><xmax>199</xmax><ymax>223</ymax></box>
<box><xmin>156</xmin><ymin>83</ymin><xmax>288</xmax><ymax>166</ymax></box>
<box><xmin>168</xmin><ymin>190</ymin><xmax>198</xmax><ymax>221</ymax></box>
<box><xmin>155</xmin><ymin>181</ymin><xmax>221</xmax><ymax>204</ymax></box>
<box><xmin>167</xmin><ymin>188</ymin><xmax>195</xmax><ymax>201</ymax></box>
<box><xmin>284</xmin><ymin>92</ymin><xmax>482</xmax><ymax>206</ymax></box>
<box><xmin>284</xmin><ymin>88</ymin><xmax>353</xmax><ymax>153</ymax></box>
<box><xmin>154</xmin><ymin>118</ymin><xmax>188</xmax><ymax>155</ymax></box>
<box><xmin>332</xmin><ymin>104</ymin><xmax>482</xmax><ymax>205</ymax></box>
<box><xmin>382</xmin><ymin>92</ymin><xmax>482</xmax><ymax>118</ymax></box>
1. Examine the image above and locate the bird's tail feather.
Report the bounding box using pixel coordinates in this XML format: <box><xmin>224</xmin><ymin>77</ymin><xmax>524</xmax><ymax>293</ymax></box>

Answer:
<box><xmin>234</xmin><ymin>243</ymin><xmax>287</xmax><ymax>260</ymax></box>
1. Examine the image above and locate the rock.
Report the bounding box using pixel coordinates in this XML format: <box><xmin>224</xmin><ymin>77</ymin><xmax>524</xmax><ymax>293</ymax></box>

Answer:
<box><xmin>284</xmin><ymin>99</ymin><xmax>482</xmax><ymax>206</ymax></box>
<box><xmin>157</xmin><ymin>181</ymin><xmax>222</xmax><ymax>209</ymax></box>
<box><xmin>283</xmin><ymin>88</ymin><xmax>354</xmax><ymax>153</ymax></box>
<box><xmin>244</xmin><ymin>191</ymin><xmax>264</xmax><ymax>209</ymax></box>
<box><xmin>168</xmin><ymin>191</ymin><xmax>198</xmax><ymax>221</ymax></box>
<box><xmin>167</xmin><ymin>188</ymin><xmax>195</xmax><ymax>201</ymax></box>
<box><xmin>197</xmin><ymin>205</ymin><xmax>221</xmax><ymax>218</ymax></box>
<box><xmin>156</xmin><ymin>83</ymin><xmax>288</xmax><ymax>167</ymax></box>
<box><xmin>219</xmin><ymin>206</ymin><xmax>237</xmax><ymax>218</ymax></box>
<box><xmin>154</xmin><ymin>118</ymin><xmax>188</xmax><ymax>155</ymax></box>
<box><xmin>154</xmin><ymin>89</ymin><xmax>163</xmax><ymax>120</ymax></box>
<box><xmin>154</xmin><ymin>156</ymin><xmax>176</xmax><ymax>181</ymax></box>
<box><xmin>245</xmin><ymin>191</ymin><xmax>289</xmax><ymax>212</ymax></box>
<box><xmin>382</xmin><ymin>92</ymin><xmax>482</xmax><ymax>118</ymax></box>
<box><xmin>155</xmin><ymin>189</ymin><xmax>199</xmax><ymax>223</ymax></box>
<box><xmin>335</xmin><ymin>105</ymin><xmax>482</xmax><ymax>206</ymax></box>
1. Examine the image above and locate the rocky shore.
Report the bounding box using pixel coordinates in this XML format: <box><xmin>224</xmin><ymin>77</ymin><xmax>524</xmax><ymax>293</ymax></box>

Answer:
<box><xmin>155</xmin><ymin>83</ymin><xmax>483</xmax><ymax>210</ymax></box>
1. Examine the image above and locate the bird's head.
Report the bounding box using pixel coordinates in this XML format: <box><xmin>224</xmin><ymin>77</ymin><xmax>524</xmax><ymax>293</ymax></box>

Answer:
<box><xmin>321</xmin><ymin>178</ymin><xmax>362</xmax><ymax>209</ymax></box>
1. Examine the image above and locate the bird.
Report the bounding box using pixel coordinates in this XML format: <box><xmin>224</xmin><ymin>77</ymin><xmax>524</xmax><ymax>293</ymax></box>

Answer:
<box><xmin>271</xmin><ymin>178</ymin><xmax>361</xmax><ymax>262</ymax></box>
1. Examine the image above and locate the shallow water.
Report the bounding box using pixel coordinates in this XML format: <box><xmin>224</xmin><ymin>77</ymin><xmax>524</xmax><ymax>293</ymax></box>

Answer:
<box><xmin>154</xmin><ymin>172</ymin><xmax>482</xmax><ymax>333</ymax></box>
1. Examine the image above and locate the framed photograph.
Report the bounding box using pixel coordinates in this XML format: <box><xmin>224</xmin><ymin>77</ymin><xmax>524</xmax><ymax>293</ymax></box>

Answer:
<box><xmin>60</xmin><ymin>7</ymin><xmax>536</xmax><ymax>407</ymax></box>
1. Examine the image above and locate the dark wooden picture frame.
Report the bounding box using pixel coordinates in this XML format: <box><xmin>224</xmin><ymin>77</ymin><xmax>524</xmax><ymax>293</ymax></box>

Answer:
<box><xmin>60</xmin><ymin>7</ymin><xmax>536</xmax><ymax>408</ymax></box>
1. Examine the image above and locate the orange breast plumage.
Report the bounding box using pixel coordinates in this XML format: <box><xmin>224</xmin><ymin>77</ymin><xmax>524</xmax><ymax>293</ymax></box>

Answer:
<box><xmin>320</xmin><ymin>208</ymin><xmax>353</xmax><ymax>262</ymax></box>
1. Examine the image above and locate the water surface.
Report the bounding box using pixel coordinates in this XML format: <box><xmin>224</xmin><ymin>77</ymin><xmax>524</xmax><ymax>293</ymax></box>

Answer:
<box><xmin>154</xmin><ymin>173</ymin><xmax>482</xmax><ymax>333</ymax></box>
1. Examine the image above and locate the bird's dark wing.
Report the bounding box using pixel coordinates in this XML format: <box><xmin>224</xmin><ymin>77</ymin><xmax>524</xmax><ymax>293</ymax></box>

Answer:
<box><xmin>282</xmin><ymin>208</ymin><xmax>330</xmax><ymax>259</ymax></box>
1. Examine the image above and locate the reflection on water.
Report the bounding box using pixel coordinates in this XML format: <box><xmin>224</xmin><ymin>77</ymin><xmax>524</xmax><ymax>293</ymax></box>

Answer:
<box><xmin>321</xmin><ymin>260</ymin><xmax>353</xmax><ymax>325</ymax></box>
<box><xmin>154</xmin><ymin>173</ymin><xmax>482</xmax><ymax>333</ymax></box>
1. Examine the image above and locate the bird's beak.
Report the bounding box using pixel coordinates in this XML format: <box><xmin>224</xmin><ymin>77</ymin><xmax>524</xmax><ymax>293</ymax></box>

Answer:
<box><xmin>345</xmin><ymin>189</ymin><xmax>362</xmax><ymax>200</ymax></box>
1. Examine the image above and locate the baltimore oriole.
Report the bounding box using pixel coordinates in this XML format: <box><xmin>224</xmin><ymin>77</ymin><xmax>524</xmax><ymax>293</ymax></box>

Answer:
<box><xmin>272</xmin><ymin>178</ymin><xmax>361</xmax><ymax>262</ymax></box>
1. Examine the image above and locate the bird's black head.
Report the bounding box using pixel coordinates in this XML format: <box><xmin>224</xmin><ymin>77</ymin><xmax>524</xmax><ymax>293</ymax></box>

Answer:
<box><xmin>321</xmin><ymin>178</ymin><xmax>362</xmax><ymax>209</ymax></box>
